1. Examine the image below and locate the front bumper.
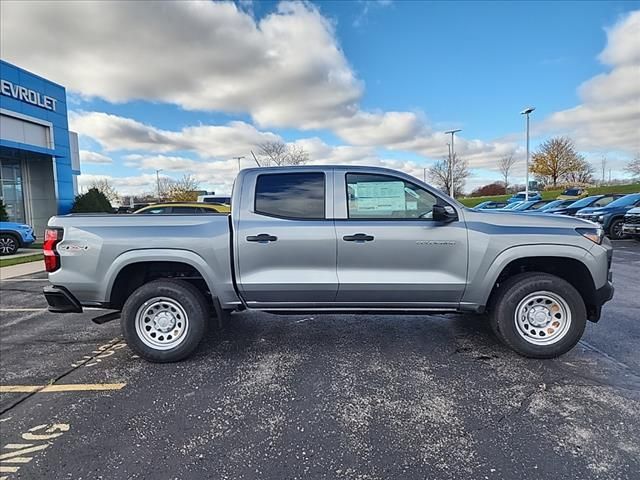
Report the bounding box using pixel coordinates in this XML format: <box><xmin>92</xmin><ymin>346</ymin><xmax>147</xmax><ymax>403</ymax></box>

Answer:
<box><xmin>622</xmin><ymin>224</ymin><xmax>640</xmax><ymax>235</ymax></box>
<box><xmin>44</xmin><ymin>286</ymin><xmax>83</xmax><ymax>313</ymax></box>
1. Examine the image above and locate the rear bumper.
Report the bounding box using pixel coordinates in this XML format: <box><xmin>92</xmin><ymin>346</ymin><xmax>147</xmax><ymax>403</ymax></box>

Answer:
<box><xmin>44</xmin><ymin>286</ymin><xmax>83</xmax><ymax>313</ymax></box>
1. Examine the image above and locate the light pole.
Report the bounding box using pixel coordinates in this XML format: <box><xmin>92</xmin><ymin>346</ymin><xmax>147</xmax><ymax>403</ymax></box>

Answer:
<box><xmin>520</xmin><ymin>107</ymin><xmax>535</xmax><ymax>200</ymax></box>
<box><xmin>155</xmin><ymin>169</ymin><xmax>162</xmax><ymax>200</ymax></box>
<box><xmin>233</xmin><ymin>156</ymin><xmax>246</xmax><ymax>172</ymax></box>
<box><xmin>444</xmin><ymin>129</ymin><xmax>461</xmax><ymax>197</ymax></box>
<box><xmin>423</xmin><ymin>167</ymin><xmax>428</xmax><ymax>183</ymax></box>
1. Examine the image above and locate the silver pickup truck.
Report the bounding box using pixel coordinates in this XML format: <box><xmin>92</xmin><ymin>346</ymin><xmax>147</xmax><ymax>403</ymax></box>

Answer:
<box><xmin>44</xmin><ymin>166</ymin><xmax>614</xmax><ymax>362</ymax></box>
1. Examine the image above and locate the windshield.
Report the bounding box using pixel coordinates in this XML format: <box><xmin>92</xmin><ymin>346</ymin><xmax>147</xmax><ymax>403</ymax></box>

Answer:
<box><xmin>570</xmin><ymin>195</ymin><xmax>602</xmax><ymax>208</ymax></box>
<box><xmin>539</xmin><ymin>200</ymin><xmax>568</xmax><ymax>211</ymax></box>
<box><xmin>502</xmin><ymin>202</ymin><xmax>522</xmax><ymax>210</ymax></box>
<box><xmin>563</xmin><ymin>188</ymin><xmax>580</xmax><ymax>195</ymax></box>
<box><xmin>512</xmin><ymin>201</ymin><xmax>537</xmax><ymax>211</ymax></box>
<box><xmin>607</xmin><ymin>194</ymin><xmax>640</xmax><ymax>208</ymax></box>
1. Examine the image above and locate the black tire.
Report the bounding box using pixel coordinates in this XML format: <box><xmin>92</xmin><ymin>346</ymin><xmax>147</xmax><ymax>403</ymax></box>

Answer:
<box><xmin>0</xmin><ymin>234</ymin><xmax>19</xmax><ymax>256</ymax></box>
<box><xmin>608</xmin><ymin>218</ymin><xmax>625</xmax><ymax>240</ymax></box>
<box><xmin>121</xmin><ymin>279</ymin><xmax>208</xmax><ymax>363</ymax></box>
<box><xmin>490</xmin><ymin>273</ymin><xmax>586</xmax><ymax>359</ymax></box>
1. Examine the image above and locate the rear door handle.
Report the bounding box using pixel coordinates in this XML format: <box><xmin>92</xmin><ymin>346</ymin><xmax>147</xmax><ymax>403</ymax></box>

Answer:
<box><xmin>246</xmin><ymin>234</ymin><xmax>278</xmax><ymax>243</ymax></box>
<box><xmin>343</xmin><ymin>233</ymin><xmax>374</xmax><ymax>242</ymax></box>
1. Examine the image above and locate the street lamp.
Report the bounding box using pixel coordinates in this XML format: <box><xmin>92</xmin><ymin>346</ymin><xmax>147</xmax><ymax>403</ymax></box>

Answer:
<box><xmin>444</xmin><ymin>129</ymin><xmax>461</xmax><ymax>197</ymax></box>
<box><xmin>520</xmin><ymin>107</ymin><xmax>535</xmax><ymax>201</ymax></box>
<box><xmin>233</xmin><ymin>156</ymin><xmax>246</xmax><ymax>172</ymax></box>
<box><xmin>155</xmin><ymin>169</ymin><xmax>162</xmax><ymax>200</ymax></box>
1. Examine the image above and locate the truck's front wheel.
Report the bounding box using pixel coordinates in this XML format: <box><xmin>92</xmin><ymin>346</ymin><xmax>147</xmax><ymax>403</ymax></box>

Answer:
<box><xmin>121</xmin><ymin>279</ymin><xmax>207</xmax><ymax>362</ymax></box>
<box><xmin>491</xmin><ymin>273</ymin><xmax>586</xmax><ymax>359</ymax></box>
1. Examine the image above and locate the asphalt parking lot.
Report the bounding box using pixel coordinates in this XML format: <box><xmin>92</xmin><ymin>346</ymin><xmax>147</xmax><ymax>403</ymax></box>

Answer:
<box><xmin>1</xmin><ymin>241</ymin><xmax>639</xmax><ymax>480</ymax></box>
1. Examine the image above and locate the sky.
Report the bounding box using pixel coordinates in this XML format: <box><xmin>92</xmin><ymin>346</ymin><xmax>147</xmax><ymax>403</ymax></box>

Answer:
<box><xmin>1</xmin><ymin>0</ymin><xmax>639</xmax><ymax>196</ymax></box>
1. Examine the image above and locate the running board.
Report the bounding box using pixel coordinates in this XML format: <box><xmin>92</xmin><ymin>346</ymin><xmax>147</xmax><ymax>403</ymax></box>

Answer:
<box><xmin>91</xmin><ymin>311</ymin><xmax>121</xmax><ymax>324</ymax></box>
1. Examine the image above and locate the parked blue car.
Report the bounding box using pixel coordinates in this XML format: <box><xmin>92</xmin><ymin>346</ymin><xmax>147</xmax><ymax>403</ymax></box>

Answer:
<box><xmin>0</xmin><ymin>221</ymin><xmax>36</xmax><ymax>255</ymax></box>
<box><xmin>473</xmin><ymin>200</ymin><xmax>508</xmax><ymax>210</ymax></box>
<box><xmin>575</xmin><ymin>193</ymin><xmax>640</xmax><ymax>240</ymax></box>
<box><xmin>507</xmin><ymin>191</ymin><xmax>542</xmax><ymax>203</ymax></box>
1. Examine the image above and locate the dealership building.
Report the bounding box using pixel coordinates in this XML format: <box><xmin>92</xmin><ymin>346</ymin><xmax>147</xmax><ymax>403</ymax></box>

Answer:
<box><xmin>0</xmin><ymin>59</ymin><xmax>80</xmax><ymax>235</ymax></box>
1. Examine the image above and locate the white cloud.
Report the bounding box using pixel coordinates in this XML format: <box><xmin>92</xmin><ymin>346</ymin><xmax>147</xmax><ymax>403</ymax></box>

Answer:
<box><xmin>1</xmin><ymin>1</ymin><xmax>361</xmax><ymax>129</ymax></box>
<box><xmin>544</xmin><ymin>11</ymin><xmax>640</xmax><ymax>154</ymax></box>
<box><xmin>79</xmin><ymin>150</ymin><xmax>112</xmax><ymax>164</ymax></box>
<box><xmin>2</xmin><ymin>0</ymin><xmax>512</xmax><ymax>162</ymax></box>
<box><xmin>70</xmin><ymin>112</ymin><xmax>280</xmax><ymax>158</ymax></box>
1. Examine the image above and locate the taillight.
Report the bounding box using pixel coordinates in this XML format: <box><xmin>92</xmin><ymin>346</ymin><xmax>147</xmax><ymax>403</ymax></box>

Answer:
<box><xmin>43</xmin><ymin>228</ymin><xmax>63</xmax><ymax>272</ymax></box>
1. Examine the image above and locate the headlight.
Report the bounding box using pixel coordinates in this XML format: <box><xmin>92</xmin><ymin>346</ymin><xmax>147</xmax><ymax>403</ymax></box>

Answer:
<box><xmin>576</xmin><ymin>227</ymin><xmax>604</xmax><ymax>244</ymax></box>
<box><xmin>597</xmin><ymin>215</ymin><xmax>604</xmax><ymax>222</ymax></box>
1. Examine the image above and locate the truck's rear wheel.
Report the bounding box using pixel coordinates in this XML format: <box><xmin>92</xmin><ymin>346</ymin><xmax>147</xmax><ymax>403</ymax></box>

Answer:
<box><xmin>490</xmin><ymin>273</ymin><xmax>586</xmax><ymax>359</ymax></box>
<box><xmin>121</xmin><ymin>279</ymin><xmax>207</xmax><ymax>362</ymax></box>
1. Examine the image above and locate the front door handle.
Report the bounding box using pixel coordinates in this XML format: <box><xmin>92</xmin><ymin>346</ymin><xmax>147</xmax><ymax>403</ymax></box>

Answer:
<box><xmin>343</xmin><ymin>233</ymin><xmax>374</xmax><ymax>242</ymax></box>
<box><xmin>246</xmin><ymin>234</ymin><xmax>278</xmax><ymax>243</ymax></box>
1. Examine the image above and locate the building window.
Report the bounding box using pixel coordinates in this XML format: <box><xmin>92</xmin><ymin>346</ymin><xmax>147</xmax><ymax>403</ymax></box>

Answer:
<box><xmin>255</xmin><ymin>172</ymin><xmax>325</xmax><ymax>219</ymax></box>
<box><xmin>0</xmin><ymin>156</ymin><xmax>25</xmax><ymax>223</ymax></box>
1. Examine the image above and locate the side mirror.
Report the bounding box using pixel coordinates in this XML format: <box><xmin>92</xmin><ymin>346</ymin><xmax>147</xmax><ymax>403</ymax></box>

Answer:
<box><xmin>432</xmin><ymin>204</ymin><xmax>457</xmax><ymax>223</ymax></box>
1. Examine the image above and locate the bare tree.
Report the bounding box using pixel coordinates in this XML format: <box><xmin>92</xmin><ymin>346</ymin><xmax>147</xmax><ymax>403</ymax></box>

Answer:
<box><xmin>498</xmin><ymin>153</ymin><xmax>517</xmax><ymax>189</ymax></box>
<box><xmin>428</xmin><ymin>153</ymin><xmax>470</xmax><ymax>197</ymax></box>
<box><xmin>89</xmin><ymin>178</ymin><xmax>119</xmax><ymax>203</ymax></box>
<box><xmin>156</xmin><ymin>177</ymin><xmax>174</xmax><ymax>201</ymax></box>
<box><xmin>564</xmin><ymin>157</ymin><xmax>594</xmax><ymax>184</ymax></box>
<box><xmin>625</xmin><ymin>154</ymin><xmax>640</xmax><ymax>178</ymax></box>
<box><xmin>165</xmin><ymin>174</ymin><xmax>201</xmax><ymax>202</ymax></box>
<box><xmin>256</xmin><ymin>141</ymin><xmax>309</xmax><ymax>166</ymax></box>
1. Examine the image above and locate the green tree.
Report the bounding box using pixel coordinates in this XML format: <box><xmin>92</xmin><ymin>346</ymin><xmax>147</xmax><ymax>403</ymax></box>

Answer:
<box><xmin>0</xmin><ymin>200</ymin><xmax>8</xmax><ymax>221</ymax></box>
<box><xmin>71</xmin><ymin>188</ymin><xmax>113</xmax><ymax>213</ymax></box>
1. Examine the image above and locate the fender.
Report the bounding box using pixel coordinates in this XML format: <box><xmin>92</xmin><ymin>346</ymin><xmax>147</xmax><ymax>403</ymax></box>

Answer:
<box><xmin>101</xmin><ymin>248</ymin><xmax>235</xmax><ymax>306</ymax></box>
<box><xmin>462</xmin><ymin>243</ymin><xmax>595</xmax><ymax>307</ymax></box>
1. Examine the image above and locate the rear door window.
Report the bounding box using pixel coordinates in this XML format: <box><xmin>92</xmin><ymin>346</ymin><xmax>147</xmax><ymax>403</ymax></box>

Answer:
<box><xmin>255</xmin><ymin>172</ymin><xmax>325</xmax><ymax>219</ymax></box>
<box><xmin>171</xmin><ymin>206</ymin><xmax>199</xmax><ymax>214</ymax></box>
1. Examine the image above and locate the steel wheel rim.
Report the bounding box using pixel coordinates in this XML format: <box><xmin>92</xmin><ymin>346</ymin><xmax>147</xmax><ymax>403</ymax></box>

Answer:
<box><xmin>0</xmin><ymin>237</ymin><xmax>16</xmax><ymax>254</ymax></box>
<box><xmin>514</xmin><ymin>291</ymin><xmax>572</xmax><ymax>346</ymax></box>
<box><xmin>135</xmin><ymin>297</ymin><xmax>189</xmax><ymax>350</ymax></box>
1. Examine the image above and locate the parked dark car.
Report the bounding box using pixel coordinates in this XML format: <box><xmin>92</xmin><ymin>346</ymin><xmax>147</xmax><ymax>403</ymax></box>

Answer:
<box><xmin>622</xmin><ymin>207</ymin><xmax>640</xmax><ymax>241</ymax></box>
<box><xmin>507</xmin><ymin>191</ymin><xmax>541</xmax><ymax>203</ymax></box>
<box><xmin>532</xmin><ymin>199</ymin><xmax>576</xmax><ymax>213</ymax></box>
<box><xmin>510</xmin><ymin>199</ymin><xmax>552</xmax><ymax>212</ymax></box>
<box><xmin>547</xmin><ymin>194</ymin><xmax>623</xmax><ymax>216</ymax></box>
<box><xmin>473</xmin><ymin>200</ymin><xmax>508</xmax><ymax>210</ymax></box>
<box><xmin>575</xmin><ymin>193</ymin><xmax>640</xmax><ymax>239</ymax></box>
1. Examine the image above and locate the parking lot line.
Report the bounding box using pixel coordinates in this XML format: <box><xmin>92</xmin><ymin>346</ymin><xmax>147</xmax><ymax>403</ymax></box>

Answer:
<box><xmin>0</xmin><ymin>383</ymin><xmax>126</xmax><ymax>393</ymax></box>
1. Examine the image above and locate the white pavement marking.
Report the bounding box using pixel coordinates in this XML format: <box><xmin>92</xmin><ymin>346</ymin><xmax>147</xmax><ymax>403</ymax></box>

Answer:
<box><xmin>0</xmin><ymin>278</ymin><xmax>48</xmax><ymax>282</ymax></box>
<box><xmin>0</xmin><ymin>307</ymin><xmax>105</xmax><ymax>312</ymax></box>
<box><xmin>0</xmin><ymin>383</ymin><xmax>126</xmax><ymax>393</ymax></box>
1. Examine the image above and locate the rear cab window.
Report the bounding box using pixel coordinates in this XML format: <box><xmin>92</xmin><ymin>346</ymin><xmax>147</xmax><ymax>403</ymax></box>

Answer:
<box><xmin>255</xmin><ymin>172</ymin><xmax>325</xmax><ymax>219</ymax></box>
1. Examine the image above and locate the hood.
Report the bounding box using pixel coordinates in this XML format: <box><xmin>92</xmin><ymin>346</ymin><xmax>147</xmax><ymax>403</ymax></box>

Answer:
<box><xmin>464</xmin><ymin>208</ymin><xmax>595</xmax><ymax>229</ymax></box>
<box><xmin>576</xmin><ymin>207</ymin><xmax>606</xmax><ymax>215</ymax></box>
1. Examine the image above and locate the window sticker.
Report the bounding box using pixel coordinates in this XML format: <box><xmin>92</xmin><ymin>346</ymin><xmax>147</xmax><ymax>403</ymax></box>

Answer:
<box><xmin>353</xmin><ymin>181</ymin><xmax>406</xmax><ymax>212</ymax></box>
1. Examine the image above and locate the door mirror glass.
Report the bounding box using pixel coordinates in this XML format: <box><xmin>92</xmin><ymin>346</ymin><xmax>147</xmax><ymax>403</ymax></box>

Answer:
<box><xmin>432</xmin><ymin>204</ymin><xmax>457</xmax><ymax>222</ymax></box>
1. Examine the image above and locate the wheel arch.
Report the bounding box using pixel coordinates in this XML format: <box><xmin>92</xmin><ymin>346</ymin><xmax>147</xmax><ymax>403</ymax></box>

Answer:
<box><xmin>104</xmin><ymin>250</ymin><xmax>220</xmax><ymax>310</ymax></box>
<box><xmin>464</xmin><ymin>245</ymin><xmax>601</xmax><ymax>321</ymax></box>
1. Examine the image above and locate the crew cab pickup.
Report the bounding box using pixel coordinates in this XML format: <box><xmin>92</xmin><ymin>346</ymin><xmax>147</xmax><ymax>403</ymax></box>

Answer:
<box><xmin>44</xmin><ymin>166</ymin><xmax>614</xmax><ymax>362</ymax></box>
